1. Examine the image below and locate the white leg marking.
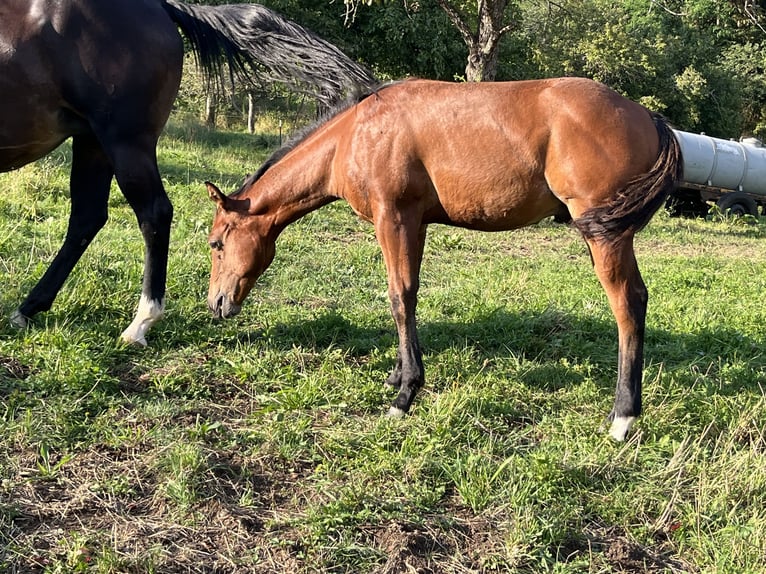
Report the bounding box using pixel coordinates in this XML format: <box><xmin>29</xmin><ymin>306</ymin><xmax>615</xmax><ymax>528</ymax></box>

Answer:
<box><xmin>120</xmin><ymin>295</ymin><xmax>164</xmax><ymax>346</ymax></box>
<box><xmin>387</xmin><ymin>406</ymin><xmax>406</xmax><ymax>419</ymax></box>
<box><xmin>609</xmin><ymin>416</ymin><xmax>637</xmax><ymax>441</ymax></box>
<box><xmin>9</xmin><ymin>309</ymin><xmax>28</xmax><ymax>329</ymax></box>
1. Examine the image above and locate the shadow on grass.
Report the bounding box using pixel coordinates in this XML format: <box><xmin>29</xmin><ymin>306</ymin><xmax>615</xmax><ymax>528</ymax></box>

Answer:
<box><xmin>0</xmin><ymin>296</ymin><xmax>766</xmax><ymax>404</ymax></box>
<box><xmin>216</xmin><ymin>305</ymin><xmax>766</xmax><ymax>398</ymax></box>
<box><xmin>3</xmin><ymin>301</ymin><xmax>764</xmax><ymax>413</ymax></box>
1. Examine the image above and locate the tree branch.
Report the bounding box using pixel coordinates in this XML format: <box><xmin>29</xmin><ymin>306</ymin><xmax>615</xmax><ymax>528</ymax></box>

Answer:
<box><xmin>649</xmin><ymin>0</ymin><xmax>686</xmax><ymax>17</ymax></box>
<box><xmin>496</xmin><ymin>24</ymin><xmax>513</xmax><ymax>36</ymax></box>
<box><xmin>434</xmin><ymin>0</ymin><xmax>476</xmax><ymax>44</ymax></box>
<box><xmin>742</xmin><ymin>0</ymin><xmax>766</xmax><ymax>34</ymax></box>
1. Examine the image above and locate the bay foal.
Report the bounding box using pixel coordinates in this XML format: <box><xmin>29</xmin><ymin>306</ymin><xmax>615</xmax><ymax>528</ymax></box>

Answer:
<box><xmin>205</xmin><ymin>78</ymin><xmax>682</xmax><ymax>439</ymax></box>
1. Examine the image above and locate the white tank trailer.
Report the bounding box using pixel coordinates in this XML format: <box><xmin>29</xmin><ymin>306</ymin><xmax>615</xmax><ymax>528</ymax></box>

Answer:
<box><xmin>668</xmin><ymin>130</ymin><xmax>766</xmax><ymax>217</ymax></box>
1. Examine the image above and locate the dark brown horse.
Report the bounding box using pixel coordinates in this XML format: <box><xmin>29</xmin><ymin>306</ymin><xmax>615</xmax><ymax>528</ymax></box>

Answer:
<box><xmin>205</xmin><ymin>78</ymin><xmax>682</xmax><ymax>440</ymax></box>
<box><xmin>1</xmin><ymin>0</ymin><xmax>375</xmax><ymax>345</ymax></box>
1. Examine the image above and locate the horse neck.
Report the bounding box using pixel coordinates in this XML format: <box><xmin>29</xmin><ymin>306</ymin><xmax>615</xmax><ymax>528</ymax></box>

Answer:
<box><xmin>248</xmin><ymin>133</ymin><xmax>338</xmax><ymax>233</ymax></box>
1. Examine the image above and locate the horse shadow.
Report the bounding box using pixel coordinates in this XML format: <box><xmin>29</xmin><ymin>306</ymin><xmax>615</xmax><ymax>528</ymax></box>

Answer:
<box><xmin>225</xmin><ymin>306</ymin><xmax>766</xmax><ymax>400</ymax></box>
<box><xmin>2</xmin><ymin>301</ymin><xmax>762</xmax><ymax>411</ymax></box>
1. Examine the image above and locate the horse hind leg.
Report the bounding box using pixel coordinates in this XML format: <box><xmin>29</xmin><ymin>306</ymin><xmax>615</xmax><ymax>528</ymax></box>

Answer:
<box><xmin>13</xmin><ymin>134</ymin><xmax>112</xmax><ymax>327</ymax></box>
<box><xmin>109</xmin><ymin>140</ymin><xmax>173</xmax><ymax>346</ymax></box>
<box><xmin>585</xmin><ymin>235</ymin><xmax>647</xmax><ymax>441</ymax></box>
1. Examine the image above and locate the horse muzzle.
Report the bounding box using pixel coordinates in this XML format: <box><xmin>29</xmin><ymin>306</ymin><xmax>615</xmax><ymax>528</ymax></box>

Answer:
<box><xmin>208</xmin><ymin>292</ymin><xmax>241</xmax><ymax>319</ymax></box>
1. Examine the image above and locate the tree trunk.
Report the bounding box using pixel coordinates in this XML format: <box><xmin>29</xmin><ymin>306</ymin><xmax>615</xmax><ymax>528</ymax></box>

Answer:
<box><xmin>471</xmin><ymin>0</ymin><xmax>510</xmax><ymax>81</ymax></box>
<box><xmin>436</xmin><ymin>0</ymin><xmax>512</xmax><ymax>82</ymax></box>
<box><xmin>465</xmin><ymin>41</ymin><xmax>501</xmax><ymax>82</ymax></box>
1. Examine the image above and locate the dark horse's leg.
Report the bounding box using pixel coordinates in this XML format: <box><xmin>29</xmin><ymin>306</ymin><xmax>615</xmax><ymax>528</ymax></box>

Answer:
<box><xmin>13</xmin><ymin>135</ymin><xmax>113</xmax><ymax>326</ymax></box>
<box><xmin>12</xmin><ymin>133</ymin><xmax>172</xmax><ymax>346</ymax></box>
<box><xmin>375</xmin><ymin>214</ymin><xmax>428</xmax><ymax>416</ymax></box>
<box><xmin>108</xmin><ymin>138</ymin><xmax>173</xmax><ymax>346</ymax></box>
<box><xmin>585</xmin><ymin>234</ymin><xmax>647</xmax><ymax>441</ymax></box>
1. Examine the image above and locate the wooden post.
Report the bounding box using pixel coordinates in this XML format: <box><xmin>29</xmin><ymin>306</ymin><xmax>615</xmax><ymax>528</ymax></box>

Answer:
<box><xmin>205</xmin><ymin>93</ymin><xmax>216</xmax><ymax>128</ymax></box>
<box><xmin>247</xmin><ymin>92</ymin><xmax>255</xmax><ymax>134</ymax></box>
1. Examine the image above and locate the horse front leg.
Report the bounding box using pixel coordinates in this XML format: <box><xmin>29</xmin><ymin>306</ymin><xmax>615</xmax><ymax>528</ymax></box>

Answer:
<box><xmin>110</xmin><ymin>141</ymin><xmax>173</xmax><ymax>346</ymax></box>
<box><xmin>586</xmin><ymin>235</ymin><xmax>647</xmax><ymax>441</ymax></box>
<box><xmin>13</xmin><ymin>135</ymin><xmax>112</xmax><ymax>327</ymax></box>
<box><xmin>375</xmin><ymin>215</ymin><xmax>428</xmax><ymax>416</ymax></box>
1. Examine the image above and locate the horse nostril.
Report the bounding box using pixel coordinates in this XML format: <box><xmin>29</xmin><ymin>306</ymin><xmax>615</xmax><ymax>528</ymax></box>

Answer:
<box><xmin>208</xmin><ymin>293</ymin><xmax>224</xmax><ymax>318</ymax></box>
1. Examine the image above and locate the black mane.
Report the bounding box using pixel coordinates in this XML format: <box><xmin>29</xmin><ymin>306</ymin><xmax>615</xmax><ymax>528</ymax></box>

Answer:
<box><xmin>234</xmin><ymin>81</ymin><xmax>398</xmax><ymax>195</ymax></box>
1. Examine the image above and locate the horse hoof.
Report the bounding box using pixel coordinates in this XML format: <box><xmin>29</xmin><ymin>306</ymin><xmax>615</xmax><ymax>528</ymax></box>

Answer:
<box><xmin>387</xmin><ymin>406</ymin><xmax>406</xmax><ymax>418</ymax></box>
<box><xmin>609</xmin><ymin>416</ymin><xmax>636</xmax><ymax>441</ymax></box>
<box><xmin>9</xmin><ymin>309</ymin><xmax>29</xmax><ymax>329</ymax></box>
<box><xmin>119</xmin><ymin>331</ymin><xmax>148</xmax><ymax>347</ymax></box>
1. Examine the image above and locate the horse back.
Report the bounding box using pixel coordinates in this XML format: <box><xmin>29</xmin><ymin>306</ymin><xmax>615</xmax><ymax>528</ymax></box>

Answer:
<box><xmin>336</xmin><ymin>78</ymin><xmax>661</xmax><ymax>231</ymax></box>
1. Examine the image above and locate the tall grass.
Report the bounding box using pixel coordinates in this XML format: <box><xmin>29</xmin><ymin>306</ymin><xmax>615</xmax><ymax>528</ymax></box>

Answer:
<box><xmin>0</xmin><ymin>118</ymin><xmax>764</xmax><ymax>573</ymax></box>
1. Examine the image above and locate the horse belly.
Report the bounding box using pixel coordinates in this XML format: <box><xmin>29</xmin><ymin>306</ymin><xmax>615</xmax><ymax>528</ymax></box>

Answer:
<box><xmin>426</xmin><ymin>167</ymin><xmax>564</xmax><ymax>231</ymax></box>
<box><xmin>0</xmin><ymin>104</ymin><xmax>72</xmax><ymax>171</ymax></box>
<box><xmin>0</xmin><ymin>90</ymin><xmax>73</xmax><ymax>171</ymax></box>
<box><xmin>0</xmin><ymin>12</ymin><xmax>79</xmax><ymax>170</ymax></box>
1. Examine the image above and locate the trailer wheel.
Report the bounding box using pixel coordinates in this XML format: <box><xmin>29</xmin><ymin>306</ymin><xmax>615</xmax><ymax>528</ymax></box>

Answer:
<box><xmin>716</xmin><ymin>192</ymin><xmax>758</xmax><ymax>217</ymax></box>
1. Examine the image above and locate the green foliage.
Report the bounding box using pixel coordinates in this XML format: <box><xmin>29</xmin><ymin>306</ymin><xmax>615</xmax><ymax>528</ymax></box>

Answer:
<box><xmin>721</xmin><ymin>41</ymin><xmax>766</xmax><ymax>137</ymax></box>
<box><xmin>346</xmin><ymin>1</ymin><xmax>466</xmax><ymax>80</ymax></box>
<box><xmin>262</xmin><ymin>0</ymin><xmax>466</xmax><ymax>80</ymax></box>
<box><xmin>517</xmin><ymin>0</ymin><xmax>764</xmax><ymax>136</ymax></box>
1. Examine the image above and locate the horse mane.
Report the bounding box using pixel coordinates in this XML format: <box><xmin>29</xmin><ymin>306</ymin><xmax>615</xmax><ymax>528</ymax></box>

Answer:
<box><xmin>234</xmin><ymin>81</ymin><xmax>398</xmax><ymax>195</ymax></box>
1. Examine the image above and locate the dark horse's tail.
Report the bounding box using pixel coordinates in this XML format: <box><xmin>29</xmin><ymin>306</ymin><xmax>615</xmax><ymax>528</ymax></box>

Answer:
<box><xmin>162</xmin><ymin>1</ymin><xmax>378</xmax><ymax>105</ymax></box>
<box><xmin>574</xmin><ymin>114</ymin><xmax>683</xmax><ymax>240</ymax></box>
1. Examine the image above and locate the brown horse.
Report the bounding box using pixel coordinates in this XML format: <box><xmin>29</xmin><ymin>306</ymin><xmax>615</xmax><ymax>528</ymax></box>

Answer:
<box><xmin>205</xmin><ymin>78</ymin><xmax>682</xmax><ymax>440</ymax></box>
<box><xmin>1</xmin><ymin>0</ymin><xmax>374</xmax><ymax>345</ymax></box>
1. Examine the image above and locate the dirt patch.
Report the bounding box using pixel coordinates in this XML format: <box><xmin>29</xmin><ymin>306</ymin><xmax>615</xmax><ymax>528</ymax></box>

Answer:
<box><xmin>1</xmin><ymin>438</ymin><xmax>314</xmax><ymax>573</ymax></box>
<box><xmin>578</xmin><ymin>524</ymin><xmax>696</xmax><ymax>574</ymax></box>
<box><xmin>376</xmin><ymin>521</ymin><xmax>451</xmax><ymax>573</ymax></box>
<box><xmin>372</xmin><ymin>509</ymin><xmax>510</xmax><ymax>573</ymax></box>
<box><xmin>0</xmin><ymin>355</ymin><xmax>30</xmax><ymax>381</ymax></box>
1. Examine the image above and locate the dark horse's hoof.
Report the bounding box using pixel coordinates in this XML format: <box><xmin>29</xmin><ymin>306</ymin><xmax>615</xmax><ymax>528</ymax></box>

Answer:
<box><xmin>609</xmin><ymin>416</ymin><xmax>636</xmax><ymax>441</ymax></box>
<box><xmin>10</xmin><ymin>309</ymin><xmax>29</xmax><ymax>329</ymax></box>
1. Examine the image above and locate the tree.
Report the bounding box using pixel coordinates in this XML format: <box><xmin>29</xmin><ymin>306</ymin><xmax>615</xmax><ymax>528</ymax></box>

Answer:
<box><xmin>432</xmin><ymin>0</ymin><xmax>516</xmax><ymax>80</ymax></box>
<box><xmin>346</xmin><ymin>0</ymin><xmax>519</xmax><ymax>81</ymax></box>
<box><xmin>177</xmin><ymin>0</ymin><xmax>765</xmax><ymax>139</ymax></box>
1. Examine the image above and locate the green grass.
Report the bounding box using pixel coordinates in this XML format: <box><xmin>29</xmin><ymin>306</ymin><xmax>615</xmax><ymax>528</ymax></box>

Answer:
<box><xmin>1</xmin><ymin>118</ymin><xmax>765</xmax><ymax>573</ymax></box>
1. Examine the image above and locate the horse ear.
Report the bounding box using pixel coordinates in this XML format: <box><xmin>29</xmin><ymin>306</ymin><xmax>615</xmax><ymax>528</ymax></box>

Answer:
<box><xmin>205</xmin><ymin>181</ymin><xmax>229</xmax><ymax>211</ymax></box>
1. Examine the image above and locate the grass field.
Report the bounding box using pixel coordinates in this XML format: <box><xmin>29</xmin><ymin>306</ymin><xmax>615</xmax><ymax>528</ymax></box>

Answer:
<box><xmin>1</xmin><ymin>117</ymin><xmax>765</xmax><ymax>573</ymax></box>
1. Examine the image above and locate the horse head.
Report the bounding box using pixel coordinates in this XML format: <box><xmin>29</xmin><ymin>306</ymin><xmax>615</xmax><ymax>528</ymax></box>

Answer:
<box><xmin>205</xmin><ymin>181</ymin><xmax>275</xmax><ymax>319</ymax></box>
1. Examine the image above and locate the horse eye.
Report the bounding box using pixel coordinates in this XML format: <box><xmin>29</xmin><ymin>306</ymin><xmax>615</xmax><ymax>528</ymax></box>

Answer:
<box><xmin>209</xmin><ymin>239</ymin><xmax>223</xmax><ymax>251</ymax></box>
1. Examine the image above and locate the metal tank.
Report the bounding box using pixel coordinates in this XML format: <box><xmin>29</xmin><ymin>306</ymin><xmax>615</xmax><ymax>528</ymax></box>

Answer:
<box><xmin>668</xmin><ymin>130</ymin><xmax>766</xmax><ymax>216</ymax></box>
<box><xmin>673</xmin><ymin>130</ymin><xmax>766</xmax><ymax>194</ymax></box>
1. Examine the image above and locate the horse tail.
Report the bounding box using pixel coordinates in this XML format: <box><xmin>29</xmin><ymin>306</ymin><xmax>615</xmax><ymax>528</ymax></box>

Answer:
<box><xmin>161</xmin><ymin>1</ymin><xmax>377</xmax><ymax>106</ymax></box>
<box><xmin>574</xmin><ymin>113</ymin><xmax>683</xmax><ymax>240</ymax></box>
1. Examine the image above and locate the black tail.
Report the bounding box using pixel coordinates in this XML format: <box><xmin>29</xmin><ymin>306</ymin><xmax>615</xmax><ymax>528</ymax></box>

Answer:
<box><xmin>162</xmin><ymin>1</ymin><xmax>378</xmax><ymax>105</ymax></box>
<box><xmin>574</xmin><ymin>114</ymin><xmax>683</xmax><ymax>240</ymax></box>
